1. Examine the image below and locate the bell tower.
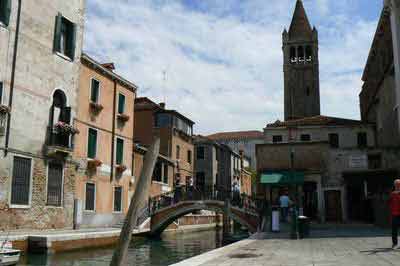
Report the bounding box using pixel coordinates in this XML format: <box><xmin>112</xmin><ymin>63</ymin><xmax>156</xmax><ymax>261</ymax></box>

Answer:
<box><xmin>283</xmin><ymin>0</ymin><xmax>320</xmax><ymax>121</ymax></box>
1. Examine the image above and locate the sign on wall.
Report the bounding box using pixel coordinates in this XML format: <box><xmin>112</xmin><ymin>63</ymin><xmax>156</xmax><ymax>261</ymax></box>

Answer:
<box><xmin>349</xmin><ymin>154</ymin><xmax>368</xmax><ymax>169</ymax></box>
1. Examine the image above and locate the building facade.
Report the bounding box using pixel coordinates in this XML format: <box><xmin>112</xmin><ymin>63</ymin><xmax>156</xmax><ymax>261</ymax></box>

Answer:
<box><xmin>194</xmin><ymin>136</ymin><xmax>219</xmax><ymax>192</ymax></box>
<box><xmin>0</xmin><ymin>0</ymin><xmax>85</xmax><ymax>230</ymax></box>
<box><xmin>283</xmin><ymin>0</ymin><xmax>320</xmax><ymax>121</ymax></box>
<box><xmin>134</xmin><ymin>98</ymin><xmax>195</xmax><ymax>188</ymax></box>
<box><xmin>258</xmin><ymin>116</ymin><xmax>377</xmax><ymax>223</ymax></box>
<box><xmin>207</xmin><ymin>130</ymin><xmax>264</xmax><ymax>171</ymax></box>
<box><xmin>73</xmin><ymin>54</ymin><xmax>137</xmax><ymax>228</ymax></box>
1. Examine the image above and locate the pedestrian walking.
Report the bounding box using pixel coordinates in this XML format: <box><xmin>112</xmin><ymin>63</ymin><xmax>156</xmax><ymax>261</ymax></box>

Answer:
<box><xmin>279</xmin><ymin>190</ymin><xmax>292</xmax><ymax>223</ymax></box>
<box><xmin>389</xmin><ymin>179</ymin><xmax>400</xmax><ymax>249</ymax></box>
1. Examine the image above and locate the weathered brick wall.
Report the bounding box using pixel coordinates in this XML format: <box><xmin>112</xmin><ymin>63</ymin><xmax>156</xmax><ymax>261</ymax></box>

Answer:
<box><xmin>0</xmin><ymin>158</ymin><xmax>75</xmax><ymax>230</ymax></box>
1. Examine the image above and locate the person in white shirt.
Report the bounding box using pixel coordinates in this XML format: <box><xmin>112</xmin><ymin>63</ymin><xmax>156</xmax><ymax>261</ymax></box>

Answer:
<box><xmin>279</xmin><ymin>192</ymin><xmax>292</xmax><ymax>223</ymax></box>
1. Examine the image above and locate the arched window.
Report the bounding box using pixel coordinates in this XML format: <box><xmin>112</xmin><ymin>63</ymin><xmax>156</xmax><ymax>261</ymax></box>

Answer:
<box><xmin>305</xmin><ymin>46</ymin><xmax>312</xmax><ymax>62</ymax></box>
<box><xmin>290</xmin><ymin>47</ymin><xmax>297</xmax><ymax>64</ymax></box>
<box><xmin>298</xmin><ymin>46</ymin><xmax>305</xmax><ymax>63</ymax></box>
<box><xmin>51</xmin><ymin>89</ymin><xmax>69</xmax><ymax>126</ymax></box>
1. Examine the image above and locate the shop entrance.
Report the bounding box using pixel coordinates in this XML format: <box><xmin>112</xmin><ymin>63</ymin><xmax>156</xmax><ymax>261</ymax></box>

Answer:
<box><xmin>303</xmin><ymin>182</ymin><xmax>318</xmax><ymax>219</ymax></box>
<box><xmin>324</xmin><ymin>190</ymin><xmax>342</xmax><ymax>222</ymax></box>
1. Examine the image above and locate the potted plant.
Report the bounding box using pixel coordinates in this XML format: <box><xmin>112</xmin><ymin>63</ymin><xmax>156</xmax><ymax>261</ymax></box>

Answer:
<box><xmin>115</xmin><ymin>164</ymin><xmax>127</xmax><ymax>173</ymax></box>
<box><xmin>89</xmin><ymin>101</ymin><xmax>104</xmax><ymax>114</ymax></box>
<box><xmin>117</xmin><ymin>113</ymin><xmax>130</xmax><ymax>123</ymax></box>
<box><xmin>0</xmin><ymin>104</ymin><xmax>10</xmax><ymax>114</ymax></box>
<box><xmin>87</xmin><ymin>159</ymin><xmax>102</xmax><ymax>170</ymax></box>
<box><xmin>54</xmin><ymin>121</ymin><xmax>80</xmax><ymax>135</ymax></box>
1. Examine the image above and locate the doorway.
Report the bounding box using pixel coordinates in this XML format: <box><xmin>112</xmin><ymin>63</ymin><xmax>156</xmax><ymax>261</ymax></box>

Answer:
<box><xmin>303</xmin><ymin>182</ymin><xmax>318</xmax><ymax>219</ymax></box>
<box><xmin>324</xmin><ymin>190</ymin><xmax>342</xmax><ymax>222</ymax></box>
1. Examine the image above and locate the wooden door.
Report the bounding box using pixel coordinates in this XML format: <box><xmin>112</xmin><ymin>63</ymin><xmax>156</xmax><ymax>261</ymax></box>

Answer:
<box><xmin>325</xmin><ymin>190</ymin><xmax>342</xmax><ymax>222</ymax></box>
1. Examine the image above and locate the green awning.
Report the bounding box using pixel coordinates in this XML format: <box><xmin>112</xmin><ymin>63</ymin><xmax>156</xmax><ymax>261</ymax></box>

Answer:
<box><xmin>260</xmin><ymin>171</ymin><xmax>304</xmax><ymax>185</ymax></box>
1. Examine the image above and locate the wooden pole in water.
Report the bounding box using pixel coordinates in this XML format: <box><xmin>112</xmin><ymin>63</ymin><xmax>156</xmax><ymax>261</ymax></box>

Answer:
<box><xmin>110</xmin><ymin>136</ymin><xmax>160</xmax><ymax>266</ymax></box>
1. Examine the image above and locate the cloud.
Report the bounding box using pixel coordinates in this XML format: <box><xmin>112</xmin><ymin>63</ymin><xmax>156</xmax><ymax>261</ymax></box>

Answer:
<box><xmin>83</xmin><ymin>0</ymin><xmax>381</xmax><ymax>134</ymax></box>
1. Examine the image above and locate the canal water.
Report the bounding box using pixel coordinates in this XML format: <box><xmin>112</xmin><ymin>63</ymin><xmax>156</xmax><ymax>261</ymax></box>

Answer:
<box><xmin>19</xmin><ymin>229</ymin><xmax>248</xmax><ymax>266</ymax></box>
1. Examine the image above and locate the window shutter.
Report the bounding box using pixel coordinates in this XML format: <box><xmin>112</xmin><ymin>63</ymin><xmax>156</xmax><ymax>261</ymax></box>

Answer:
<box><xmin>68</xmin><ymin>22</ymin><xmax>77</xmax><ymax>60</ymax></box>
<box><xmin>0</xmin><ymin>82</ymin><xmax>3</xmax><ymax>103</ymax></box>
<box><xmin>87</xmin><ymin>129</ymin><xmax>97</xmax><ymax>158</ymax></box>
<box><xmin>11</xmin><ymin>156</ymin><xmax>31</xmax><ymax>205</ymax></box>
<box><xmin>90</xmin><ymin>80</ymin><xmax>99</xmax><ymax>103</ymax></box>
<box><xmin>116</xmin><ymin>138</ymin><xmax>124</xmax><ymax>165</ymax></box>
<box><xmin>1</xmin><ymin>0</ymin><xmax>11</xmax><ymax>26</ymax></box>
<box><xmin>47</xmin><ymin>162</ymin><xmax>63</xmax><ymax>206</ymax></box>
<box><xmin>118</xmin><ymin>94</ymin><xmax>125</xmax><ymax>114</ymax></box>
<box><xmin>53</xmin><ymin>13</ymin><xmax>62</xmax><ymax>53</ymax></box>
<box><xmin>114</xmin><ymin>187</ymin><xmax>122</xmax><ymax>212</ymax></box>
<box><xmin>85</xmin><ymin>183</ymin><xmax>95</xmax><ymax>211</ymax></box>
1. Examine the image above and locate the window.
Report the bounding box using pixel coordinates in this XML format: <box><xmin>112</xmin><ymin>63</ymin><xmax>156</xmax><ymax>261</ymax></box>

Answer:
<box><xmin>272</xmin><ymin>135</ymin><xmax>283</xmax><ymax>143</ymax></box>
<box><xmin>357</xmin><ymin>132</ymin><xmax>368</xmax><ymax>148</ymax></box>
<box><xmin>176</xmin><ymin>145</ymin><xmax>180</xmax><ymax>159</ymax></box>
<box><xmin>368</xmin><ymin>154</ymin><xmax>382</xmax><ymax>169</ymax></box>
<box><xmin>0</xmin><ymin>0</ymin><xmax>11</xmax><ymax>27</ymax></box>
<box><xmin>187</xmin><ymin>150</ymin><xmax>192</xmax><ymax>164</ymax></box>
<box><xmin>47</xmin><ymin>162</ymin><xmax>63</xmax><ymax>206</ymax></box>
<box><xmin>300</xmin><ymin>134</ymin><xmax>311</xmax><ymax>141</ymax></box>
<box><xmin>90</xmin><ymin>79</ymin><xmax>100</xmax><ymax>103</ymax></box>
<box><xmin>197</xmin><ymin>146</ymin><xmax>205</xmax><ymax>160</ymax></box>
<box><xmin>306</xmin><ymin>87</ymin><xmax>310</xmax><ymax>96</ymax></box>
<box><xmin>196</xmin><ymin>172</ymin><xmax>205</xmax><ymax>191</ymax></box>
<box><xmin>114</xmin><ymin>187</ymin><xmax>122</xmax><ymax>212</ymax></box>
<box><xmin>11</xmin><ymin>156</ymin><xmax>32</xmax><ymax>206</ymax></box>
<box><xmin>118</xmin><ymin>93</ymin><xmax>125</xmax><ymax>114</ymax></box>
<box><xmin>53</xmin><ymin>13</ymin><xmax>76</xmax><ymax>60</ymax></box>
<box><xmin>116</xmin><ymin>138</ymin><xmax>124</xmax><ymax>165</ymax></box>
<box><xmin>0</xmin><ymin>81</ymin><xmax>3</xmax><ymax>103</ymax></box>
<box><xmin>85</xmin><ymin>183</ymin><xmax>95</xmax><ymax>211</ymax></box>
<box><xmin>152</xmin><ymin>161</ymin><xmax>162</xmax><ymax>182</ymax></box>
<box><xmin>155</xmin><ymin>113</ymin><xmax>171</xmax><ymax>128</ymax></box>
<box><xmin>163</xmin><ymin>164</ymin><xmax>169</xmax><ymax>184</ymax></box>
<box><xmin>329</xmin><ymin>133</ymin><xmax>339</xmax><ymax>148</ymax></box>
<box><xmin>87</xmin><ymin>128</ymin><xmax>97</xmax><ymax>159</ymax></box>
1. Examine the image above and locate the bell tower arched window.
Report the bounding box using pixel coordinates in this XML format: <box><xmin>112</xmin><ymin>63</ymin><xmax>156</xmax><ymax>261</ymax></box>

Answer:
<box><xmin>298</xmin><ymin>46</ymin><xmax>305</xmax><ymax>63</ymax></box>
<box><xmin>290</xmin><ymin>47</ymin><xmax>297</xmax><ymax>64</ymax></box>
<box><xmin>305</xmin><ymin>46</ymin><xmax>312</xmax><ymax>63</ymax></box>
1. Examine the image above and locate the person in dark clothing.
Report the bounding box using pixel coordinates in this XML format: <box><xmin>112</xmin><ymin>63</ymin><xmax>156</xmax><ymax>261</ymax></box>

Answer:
<box><xmin>389</xmin><ymin>179</ymin><xmax>400</xmax><ymax>249</ymax></box>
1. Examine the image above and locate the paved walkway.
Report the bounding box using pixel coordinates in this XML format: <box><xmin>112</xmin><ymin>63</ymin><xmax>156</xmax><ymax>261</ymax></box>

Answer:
<box><xmin>172</xmin><ymin>225</ymin><xmax>400</xmax><ymax>266</ymax></box>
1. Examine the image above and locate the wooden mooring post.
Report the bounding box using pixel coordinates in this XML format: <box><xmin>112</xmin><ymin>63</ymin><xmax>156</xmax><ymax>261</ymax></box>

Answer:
<box><xmin>110</xmin><ymin>136</ymin><xmax>160</xmax><ymax>266</ymax></box>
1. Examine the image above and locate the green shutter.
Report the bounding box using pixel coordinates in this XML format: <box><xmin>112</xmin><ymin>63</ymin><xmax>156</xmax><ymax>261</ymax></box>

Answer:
<box><xmin>87</xmin><ymin>129</ymin><xmax>97</xmax><ymax>159</ymax></box>
<box><xmin>53</xmin><ymin>13</ymin><xmax>62</xmax><ymax>53</ymax></box>
<box><xmin>118</xmin><ymin>94</ymin><xmax>125</xmax><ymax>114</ymax></box>
<box><xmin>116</xmin><ymin>138</ymin><xmax>124</xmax><ymax>165</ymax></box>
<box><xmin>68</xmin><ymin>21</ymin><xmax>77</xmax><ymax>60</ymax></box>
<box><xmin>1</xmin><ymin>0</ymin><xmax>11</xmax><ymax>26</ymax></box>
<box><xmin>90</xmin><ymin>79</ymin><xmax>99</xmax><ymax>102</ymax></box>
<box><xmin>0</xmin><ymin>82</ymin><xmax>3</xmax><ymax>103</ymax></box>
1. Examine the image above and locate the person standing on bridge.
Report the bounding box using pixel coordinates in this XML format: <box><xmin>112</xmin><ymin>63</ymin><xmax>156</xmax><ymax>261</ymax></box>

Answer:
<box><xmin>389</xmin><ymin>179</ymin><xmax>400</xmax><ymax>249</ymax></box>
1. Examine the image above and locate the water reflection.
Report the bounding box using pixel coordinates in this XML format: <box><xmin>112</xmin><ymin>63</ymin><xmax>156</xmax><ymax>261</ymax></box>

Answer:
<box><xmin>20</xmin><ymin>229</ymin><xmax>248</xmax><ymax>266</ymax></box>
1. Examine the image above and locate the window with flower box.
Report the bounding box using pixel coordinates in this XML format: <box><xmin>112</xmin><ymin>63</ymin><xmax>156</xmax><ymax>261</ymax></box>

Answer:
<box><xmin>118</xmin><ymin>93</ymin><xmax>125</xmax><ymax>114</ymax></box>
<box><xmin>90</xmin><ymin>79</ymin><xmax>100</xmax><ymax>103</ymax></box>
<box><xmin>87</xmin><ymin>128</ymin><xmax>97</xmax><ymax>159</ymax></box>
<box><xmin>116</xmin><ymin>138</ymin><xmax>124</xmax><ymax>165</ymax></box>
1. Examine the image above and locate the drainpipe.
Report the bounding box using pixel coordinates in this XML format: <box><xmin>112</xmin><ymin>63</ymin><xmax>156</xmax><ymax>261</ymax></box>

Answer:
<box><xmin>4</xmin><ymin>0</ymin><xmax>22</xmax><ymax>157</ymax></box>
<box><xmin>110</xmin><ymin>79</ymin><xmax>117</xmax><ymax>182</ymax></box>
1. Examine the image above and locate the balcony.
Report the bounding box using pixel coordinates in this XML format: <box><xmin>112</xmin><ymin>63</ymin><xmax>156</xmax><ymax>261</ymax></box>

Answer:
<box><xmin>46</xmin><ymin>122</ymin><xmax>79</xmax><ymax>157</ymax></box>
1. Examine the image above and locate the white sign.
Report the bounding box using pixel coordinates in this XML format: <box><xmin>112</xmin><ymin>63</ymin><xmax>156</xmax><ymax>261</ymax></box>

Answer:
<box><xmin>349</xmin><ymin>155</ymin><xmax>368</xmax><ymax>169</ymax></box>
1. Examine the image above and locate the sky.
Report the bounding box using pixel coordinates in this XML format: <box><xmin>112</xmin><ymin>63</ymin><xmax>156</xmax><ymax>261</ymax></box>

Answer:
<box><xmin>83</xmin><ymin>0</ymin><xmax>383</xmax><ymax>135</ymax></box>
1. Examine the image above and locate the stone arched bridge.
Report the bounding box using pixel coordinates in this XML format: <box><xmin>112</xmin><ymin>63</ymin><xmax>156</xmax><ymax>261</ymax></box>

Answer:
<box><xmin>147</xmin><ymin>188</ymin><xmax>260</xmax><ymax>236</ymax></box>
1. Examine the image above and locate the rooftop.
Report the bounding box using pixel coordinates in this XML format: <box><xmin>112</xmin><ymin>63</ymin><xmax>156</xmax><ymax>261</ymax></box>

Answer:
<box><xmin>266</xmin><ymin>115</ymin><xmax>367</xmax><ymax>128</ymax></box>
<box><xmin>207</xmin><ymin>130</ymin><xmax>264</xmax><ymax>141</ymax></box>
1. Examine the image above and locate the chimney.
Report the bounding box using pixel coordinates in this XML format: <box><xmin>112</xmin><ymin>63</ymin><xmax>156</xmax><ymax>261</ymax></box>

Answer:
<box><xmin>159</xmin><ymin>102</ymin><xmax>166</xmax><ymax>109</ymax></box>
<box><xmin>101</xmin><ymin>62</ymin><xmax>115</xmax><ymax>71</ymax></box>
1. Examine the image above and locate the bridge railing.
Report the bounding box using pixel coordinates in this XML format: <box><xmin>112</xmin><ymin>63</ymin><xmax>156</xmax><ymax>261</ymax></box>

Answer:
<box><xmin>148</xmin><ymin>186</ymin><xmax>260</xmax><ymax>215</ymax></box>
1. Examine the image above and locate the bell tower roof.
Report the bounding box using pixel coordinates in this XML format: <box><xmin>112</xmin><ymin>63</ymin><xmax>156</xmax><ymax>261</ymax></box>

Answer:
<box><xmin>288</xmin><ymin>0</ymin><xmax>313</xmax><ymax>40</ymax></box>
